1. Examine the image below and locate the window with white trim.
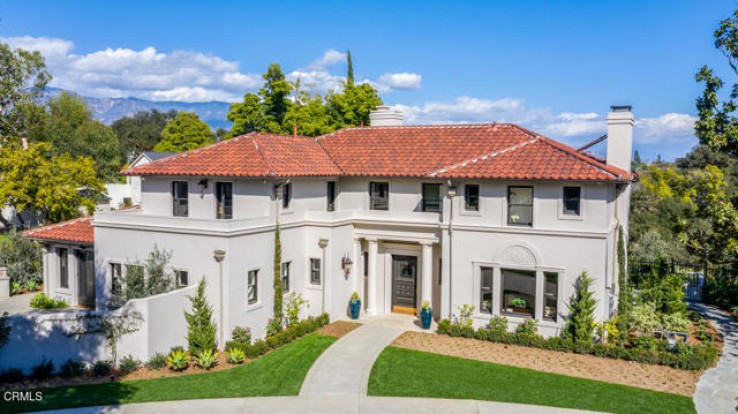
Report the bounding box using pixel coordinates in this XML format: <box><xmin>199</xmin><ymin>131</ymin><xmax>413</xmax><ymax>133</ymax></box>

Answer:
<box><xmin>59</xmin><ymin>248</ymin><xmax>69</xmax><ymax>289</ymax></box>
<box><xmin>507</xmin><ymin>186</ymin><xmax>533</xmax><ymax>226</ymax></box>
<box><xmin>563</xmin><ymin>186</ymin><xmax>581</xmax><ymax>216</ymax></box>
<box><xmin>281</xmin><ymin>261</ymin><xmax>291</xmax><ymax>293</ymax></box>
<box><xmin>310</xmin><ymin>258</ymin><xmax>321</xmax><ymax>285</ymax></box>
<box><xmin>175</xmin><ymin>269</ymin><xmax>189</xmax><ymax>288</ymax></box>
<box><xmin>480</xmin><ymin>267</ymin><xmax>494</xmax><ymax>314</ymax></box>
<box><xmin>369</xmin><ymin>182</ymin><xmax>389</xmax><ymax>210</ymax></box>
<box><xmin>172</xmin><ymin>181</ymin><xmax>189</xmax><ymax>217</ymax></box>
<box><xmin>247</xmin><ymin>269</ymin><xmax>258</xmax><ymax>305</ymax></box>
<box><xmin>110</xmin><ymin>262</ymin><xmax>122</xmax><ymax>295</ymax></box>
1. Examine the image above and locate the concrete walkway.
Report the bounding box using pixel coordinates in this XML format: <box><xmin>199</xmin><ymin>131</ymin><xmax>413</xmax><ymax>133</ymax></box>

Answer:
<box><xmin>691</xmin><ymin>303</ymin><xmax>738</xmax><ymax>414</ymax></box>
<box><xmin>47</xmin><ymin>396</ymin><xmax>603</xmax><ymax>414</ymax></box>
<box><xmin>0</xmin><ymin>291</ymin><xmax>34</xmax><ymax>315</ymax></box>
<box><xmin>299</xmin><ymin>323</ymin><xmax>404</xmax><ymax>397</ymax></box>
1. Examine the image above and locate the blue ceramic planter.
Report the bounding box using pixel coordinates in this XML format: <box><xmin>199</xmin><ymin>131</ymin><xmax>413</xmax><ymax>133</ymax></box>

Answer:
<box><xmin>420</xmin><ymin>308</ymin><xmax>432</xmax><ymax>329</ymax></box>
<box><xmin>349</xmin><ymin>299</ymin><xmax>361</xmax><ymax>319</ymax></box>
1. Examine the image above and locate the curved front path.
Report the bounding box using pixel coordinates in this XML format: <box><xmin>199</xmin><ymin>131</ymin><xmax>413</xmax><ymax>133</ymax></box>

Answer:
<box><xmin>691</xmin><ymin>303</ymin><xmax>738</xmax><ymax>414</ymax></box>
<box><xmin>299</xmin><ymin>323</ymin><xmax>404</xmax><ymax>397</ymax></box>
<box><xmin>49</xmin><ymin>396</ymin><xmax>602</xmax><ymax>414</ymax></box>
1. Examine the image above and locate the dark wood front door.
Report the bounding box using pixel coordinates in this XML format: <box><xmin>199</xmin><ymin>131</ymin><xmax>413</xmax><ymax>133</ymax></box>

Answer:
<box><xmin>392</xmin><ymin>255</ymin><xmax>417</xmax><ymax>314</ymax></box>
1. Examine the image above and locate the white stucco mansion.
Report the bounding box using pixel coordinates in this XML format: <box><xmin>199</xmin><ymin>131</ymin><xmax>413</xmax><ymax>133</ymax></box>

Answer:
<box><xmin>26</xmin><ymin>105</ymin><xmax>635</xmax><ymax>343</ymax></box>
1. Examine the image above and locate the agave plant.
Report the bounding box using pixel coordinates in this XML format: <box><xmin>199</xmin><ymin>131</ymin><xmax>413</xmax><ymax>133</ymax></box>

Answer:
<box><xmin>167</xmin><ymin>349</ymin><xmax>189</xmax><ymax>371</ymax></box>
<box><xmin>195</xmin><ymin>349</ymin><xmax>217</xmax><ymax>370</ymax></box>
<box><xmin>11</xmin><ymin>282</ymin><xmax>22</xmax><ymax>295</ymax></box>
<box><xmin>226</xmin><ymin>347</ymin><xmax>245</xmax><ymax>364</ymax></box>
<box><xmin>25</xmin><ymin>280</ymin><xmax>38</xmax><ymax>292</ymax></box>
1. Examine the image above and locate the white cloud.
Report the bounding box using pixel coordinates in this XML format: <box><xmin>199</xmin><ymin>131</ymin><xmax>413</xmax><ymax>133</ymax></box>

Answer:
<box><xmin>377</xmin><ymin>73</ymin><xmax>422</xmax><ymax>91</ymax></box>
<box><xmin>390</xmin><ymin>97</ymin><xmax>695</xmax><ymax>149</ymax></box>
<box><xmin>2</xmin><ymin>37</ymin><xmax>418</xmax><ymax>102</ymax></box>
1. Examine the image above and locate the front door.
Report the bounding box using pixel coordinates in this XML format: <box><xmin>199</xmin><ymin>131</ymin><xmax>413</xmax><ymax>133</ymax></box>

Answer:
<box><xmin>392</xmin><ymin>255</ymin><xmax>417</xmax><ymax>315</ymax></box>
<box><xmin>77</xmin><ymin>250</ymin><xmax>95</xmax><ymax>308</ymax></box>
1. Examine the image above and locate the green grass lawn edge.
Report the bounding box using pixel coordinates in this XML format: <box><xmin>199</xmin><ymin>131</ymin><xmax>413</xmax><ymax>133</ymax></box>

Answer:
<box><xmin>368</xmin><ymin>346</ymin><xmax>695</xmax><ymax>414</ymax></box>
<box><xmin>5</xmin><ymin>333</ymin><xmax>337</xmax><ymax>414</ymax></box>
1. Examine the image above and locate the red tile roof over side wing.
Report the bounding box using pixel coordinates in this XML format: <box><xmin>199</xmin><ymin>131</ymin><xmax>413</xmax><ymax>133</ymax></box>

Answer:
<box><xmin>24</xmin><ymin>216</ymin><xmax>94</xmax><ymax>244</ymax></box>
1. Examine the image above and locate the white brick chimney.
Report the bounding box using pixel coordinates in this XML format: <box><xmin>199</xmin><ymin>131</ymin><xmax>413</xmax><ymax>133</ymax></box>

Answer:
<box><xmin>606</xmin><ymin>105</ymin><xmax>634</xmax><ymax>172</ymax></box>
<box><xmin>369</xmin><ymin>106</ymin><xmax>403</xmax><ymax>126</ymax></box>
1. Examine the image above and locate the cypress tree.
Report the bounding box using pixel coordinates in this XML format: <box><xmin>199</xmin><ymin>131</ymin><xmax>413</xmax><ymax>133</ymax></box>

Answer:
<box><xmin>347</xmin><ymin>50</ymin><xmax>354</xmax><ymax>87</ymax></box>
<box><xmin>617</xmin><ymin>226</ymin><xmax>629</xmax><ymax>315</ymax></box>
<box><xmin>185</xmin><ymin>278</ymin><xmax>216</xmax><ymax>355</ymax></box>
<box><xmin>273</xmin><ymin>224</ymin><xmax>284</xmax><ymax>321</ymax></box>
<box><xmin>564</xmin><ymin>272</ymin><xmax>597</xmax><ymax>343</ymax></box>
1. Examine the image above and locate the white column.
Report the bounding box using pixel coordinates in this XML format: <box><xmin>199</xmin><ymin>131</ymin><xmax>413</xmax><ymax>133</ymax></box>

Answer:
<box><xmin>420</xmin><ymin>241</ymin><xmax>433</xmax><ymax>309</ymax></box>
<box><xmin>535</xmin><ymin>269</ymin><xmax>544</xmax><ymax>321</ymax></box>
<box><xmin>318</xmin><ymin>239</ymin><xmax>329</xmax><ymax>315</ymax></box>
<box><xmin>352</xmin><ymin>238</ymin><xmax>362</xmax><ymax>294</ymax></box>
<box><xmin>366</xmin><ymin>238</ymin><xmax>379</xmax><ymax>315</ymax></box>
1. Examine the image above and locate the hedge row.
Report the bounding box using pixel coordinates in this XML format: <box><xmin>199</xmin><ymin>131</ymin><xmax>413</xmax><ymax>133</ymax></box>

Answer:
<box><xmin>225</xmin><ymin>313</ymin><xmax>330</xmax><ymax>359</ymax></box>
<box><xmin>437</xmin><ymin>319</ymin><xmax>718</xmax><ymax>371</ymax></box>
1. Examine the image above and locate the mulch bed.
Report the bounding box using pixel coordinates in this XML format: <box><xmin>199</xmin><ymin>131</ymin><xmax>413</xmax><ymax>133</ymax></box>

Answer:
<box><xmin>391</xmin><ymin>331</ymin><xmax>703</xmax><ymax>396</ymax></box>
<box><xmin>315</xmin><ymin>320</ymin><xmax>362</xmax><ymax>338</ymax></box>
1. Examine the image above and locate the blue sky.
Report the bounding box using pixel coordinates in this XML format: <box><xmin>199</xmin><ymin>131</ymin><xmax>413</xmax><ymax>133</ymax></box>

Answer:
<box><xmin>0</xmin><ymin>0</ymin><xmax>735</xmax><ymax>160</ymax></box>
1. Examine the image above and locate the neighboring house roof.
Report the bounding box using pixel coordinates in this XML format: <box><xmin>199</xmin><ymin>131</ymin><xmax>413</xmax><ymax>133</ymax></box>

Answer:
<box><xmin>24</xmin><ymin>216</ymin><xmax>94</xmax><ymax>244</ymax></box>
<box><xmin>129</xmin><ymin>151</ymin><xmax>177</xmax><ymax>168</ymax></box>
<box><xmin>122</xmin><ymin>124</ymin><xmax>632</xmax><ymax>181</ymax></box>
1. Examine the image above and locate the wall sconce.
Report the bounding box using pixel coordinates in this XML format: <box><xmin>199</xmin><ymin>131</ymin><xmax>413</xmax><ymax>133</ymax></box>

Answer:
<box><xmin>341</xmin><ymin>253</ymin><xmax>353</xmax><ymax>276</ymax></box>
<box><xmin>198</xmin><ymin>179</ymin><xmax>209</xmax><ymax>197</ymax></box>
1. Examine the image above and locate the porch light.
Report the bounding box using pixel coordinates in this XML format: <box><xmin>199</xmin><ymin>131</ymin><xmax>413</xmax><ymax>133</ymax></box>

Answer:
<box><xmin>341</xmin><ymin>254</ymin><xmax>353</xmax><ymax>276</ymax></box>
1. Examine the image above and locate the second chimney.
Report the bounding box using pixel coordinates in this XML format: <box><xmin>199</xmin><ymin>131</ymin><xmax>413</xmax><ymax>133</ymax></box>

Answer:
<box><xmin>369</xmin><ymin>106</ymin><xmax>403</xmax><ymax>126</ymax></box>
<box><xmin>606</xmin><ymin>105</ymin><xmax>634</xmax><ymax>172</ymax></box>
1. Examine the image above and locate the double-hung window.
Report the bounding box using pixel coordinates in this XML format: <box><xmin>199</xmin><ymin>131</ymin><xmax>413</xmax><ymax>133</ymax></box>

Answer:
<box><xmin>172</xmin><ymin>181</ymin><xmax>189</xmax><ymax>217</ymax></box>
<box><xmin>465</xmin><ymin>184</ymin><xmax>480</xmax><ymax>211</ymax></box>
<box><xmin>370</xmin><ymin>182</ymin><xmax>389</xmax><ymax>210</ymax></box>
<box><xmin>110</xmin><ymin>262</ymin><xmax>122</xmax><ymax>295</ymax></box>
<box><xmin>247</xmin><ymin>269</ymin><xmax>258</xmax><ymax>305</ymax></box>
<box><xmin>216</xmin><ymin>182</ymin><xmax>233</xmax><ymax>219</ymax></box>
<box><xmin>422</xmin><ymin>183</ymin><xmax>442</xmax><ymax>212</ymax></box>
<box><xmin>175</xmin><ymin>270</ymin><xmax>189</xmax><ymax>288</ymax></box>
<box><xmin>282</xmin><ymin>183</ymin><xmax>292</xmax><ymax>209</ymax></box>
<box><xmin>507</xmin><ymin>186</ymin><xmax>533</xmax><ymax>226</ymax></box>
<box><xmin>563</xmin><ymin>186</ymin><xmax>581</xmax><ymax>216</ymax></box>
<box><xmin>327</xmin><ymin>181</ymin><xmax>337</xmax><ymax>211</ymax></box>
<box><xmin>310</xmin><ymin>258</ymin><xmax>321</xmax><ymax>285</ymax></box>
<box><xmin>281</xmin><ymin>262</ymin><xmax>291</xmax><ymax>293</ymax></box>
<box><xmin>59</xmin><ymin>248</ymin><xmax>69</xmax><ymax>289</ymax></box>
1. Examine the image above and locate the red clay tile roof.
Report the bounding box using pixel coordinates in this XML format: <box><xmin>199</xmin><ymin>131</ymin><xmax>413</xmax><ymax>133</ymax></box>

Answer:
<box><xmin>122</xmin><ymin>124</ymin><xmax>633</xmax><ymax>181</ymax></box>
<box><xmin>24</xmin><ymin>216</ymin><xmax>94</xmax><ymax>244</ymax></box>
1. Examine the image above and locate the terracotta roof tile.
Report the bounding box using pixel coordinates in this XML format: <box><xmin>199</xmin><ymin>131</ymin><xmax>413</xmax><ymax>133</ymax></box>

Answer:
<box><xmin>122</xmin><ymin>124</ymin><xmax>633</xmax><ymax>182</ymax></box>
<box><xmin>24</xmin><ymin>216</ymin><xmax>94</xmax><ymax>244</ymax></box>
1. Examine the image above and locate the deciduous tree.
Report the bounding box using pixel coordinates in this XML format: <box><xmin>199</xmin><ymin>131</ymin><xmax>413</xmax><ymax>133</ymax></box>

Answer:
<box><xmin>154</xmin><ymin>111</ymin><xmax>214</xmax><ymax>152</ymax></box>
<box><xmin>112</xmin><ymin>109</ymin><xmax>177</xmax><ymax>163</ymax></box>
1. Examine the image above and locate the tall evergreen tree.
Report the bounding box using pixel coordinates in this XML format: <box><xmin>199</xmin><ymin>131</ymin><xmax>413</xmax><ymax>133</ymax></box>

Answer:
<box><xmin>273</xmin><ymin>224</ymin><xmax>284</xmax><ymax>321</ymax></box>
<box><xmin>260</xmin><ymin>64</ymin><xmax>293</xmax><ymax>133</ymax></box>
<box><xmin>347</xmin><ymin>50</ymin><xmax>354</xmax><ymax>87</ymax></box>
<box><xmin>185</xmin><ymin>278</ymin><xmax>217</xmax><ymax>355</ymax></box>
<box><xmin>617</xmin><ymin>226</ymin><xmax>629</xmax><ymax>316</ymax></box>
<box><xmin>564</xmin><ymin>272</ymin><xmax>597</xmax><ymax>343</ymax></box>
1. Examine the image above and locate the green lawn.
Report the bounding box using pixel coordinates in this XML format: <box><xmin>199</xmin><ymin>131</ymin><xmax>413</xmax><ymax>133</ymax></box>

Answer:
<box><xmin>368</xmin><ymin>347</ymin><xmax>696</xmax><ymax>414</ymax></box>
<box><xmin>7</xmin><ymin>334</ymin><xmax>336</xmax><ymax>414</ymax></box>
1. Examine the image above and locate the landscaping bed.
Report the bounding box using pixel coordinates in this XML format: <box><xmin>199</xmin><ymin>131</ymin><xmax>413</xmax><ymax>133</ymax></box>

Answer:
<box><xmin>392</xmin><ymin>331</ymin><xmax>701</xmax><ymax>396</ymax></box>
<box><xmin>315</xmin><ymin>320</ymin><xmax>361</xmax><ymax>338</ymax></box>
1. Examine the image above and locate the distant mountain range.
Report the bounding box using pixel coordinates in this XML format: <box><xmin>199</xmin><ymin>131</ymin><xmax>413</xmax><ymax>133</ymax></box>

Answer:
<box><xmin>45</xmin><ymin>88</ymin><xmax>232</xmax><ymax>130</ymax></box>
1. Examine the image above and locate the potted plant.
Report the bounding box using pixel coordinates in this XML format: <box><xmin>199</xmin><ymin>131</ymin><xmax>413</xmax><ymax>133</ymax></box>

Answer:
<box><xmin>510</xmin><ymin>298</ymin><xmax>527</xmax><ymax>313</ymax></box>
<box><xmin>420</xmin><ymin>301</ymin><xmax>433</xmax><ymax>329</ymax></box>
<box><xmin>349</xmin><ymin>291</ymin><xmax>361</xmax><ymax>319</ymax></box>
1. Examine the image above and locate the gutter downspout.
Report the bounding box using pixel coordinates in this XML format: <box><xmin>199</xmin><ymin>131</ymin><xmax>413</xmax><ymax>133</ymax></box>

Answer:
<box><xmin>214</xmin><ymin>249</ymin><xmax>226</xmax><ymax>349</ymax></box>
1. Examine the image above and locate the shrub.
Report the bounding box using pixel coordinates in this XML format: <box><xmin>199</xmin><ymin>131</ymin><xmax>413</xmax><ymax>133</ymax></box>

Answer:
<box><xmin>0</xmin><ymin>313</ymin><xmax>11</xmax><ymax>351</ymax></box>
<box><xmin>31</xmin><ymin>357</ymin><xmax>54</xmax><ymax>380</ymax></box>
<box><xmin>0</xmin><ymin>368</ymin><xmax>24</xmax><ymax>383</ymax></box>
<box><xmin>145</xmin><ymin>353</ymin><xmax>167</xmax><ymax>370</ymax></box>
<box><xmin>92</xmin><ymin>360</ymin><xmax>113</xmax><ymax>377</ymax></box>
<box><xmin>11</xmin><ymin>281</ymin><xmax>22</xmax><ymax>295</ymax></box>
<box><xmin>545</xmin><ymin>337</ymin><xmax>573</xmax><ymax>352</ymax></box>
<box><xmin>194</xmin><ymin>349</ymin><xmax>217</xmax><ymax>370</ymax></box>
<box><xmin>284</xmin><ymin>292</ymin><xmax>309</xmax><ymax>327</ymax></box>
<box><xmin>266</xmin><ymin>317</ymin><xmax>283</xmax><ymax>337</ymax></box>
<box><xmin>661</xmin><ymin>312</ymin><xmax>691</xmax><ymax>332</ymax></box>
<box><xmin>564</xmin><ymin>272</ymin><xmax>596</xmax><ymax>343</ymax></box>
<box><xmin>227</xmin><ymin>347</ymin><xmax>245</xmax><ymax>364</ymax></box>
<box><xmin>29</xmin><ymin>293</ymin><xmax>68</xmax><ymax>309</ymax></box>
<box><xmin>630</xmin><ymin>336</ymin><xmax>658</xmax><ymax>351</ymax></box>
<box><xmin>475</xmin><ymin>328</ymin><xmax>490</xmax><ymax>340</ymax></box>
<box><xmin>625</xmin><ymin>303</ymin><xmax>661</xmax><ymax>336</ymax></box>
<box><xmin>60</xmin><ymin>358</ymin><xmax>85</xmax><ymax>377</ymax></box>
<box><xmin>25</xmin><ymin>280</ymin><xmax>38</xmax><ymax>292</ymax></box>
<box><xmin>640</xmin><ymin>273</ymin><xmax>687</xmax><ymax>315</ymax></box>
<box><xmin>232</xmin><ymin>326</ymin><xmax>252</xmax><ymax>345</ymax></box>
<box><xmin>516</xmin><ymin>319</ymin><xmax>538</xmax><ymax>335</ymax></box>
<box><xmin>118</xmin><ymin>355</ymin><xmax>141</xmax><ymax>376</ymax></box>
<box><xmin>573</xmin><ymin>340</ymin><xmax>593</xmax><ymax>354</ymax></box>
<box><xmin>169</xmin><ymin>345</ymin><xmax>185</xmax><ymax>355</ymax></box>
<box><xmin>456</xmin><ymin>304</ymin><xmax>475</xmax><ymax>328</ymax></box>
<box><xmin>0</xmin><ymin>229</ymin><xmax>42</xmax><ymax>287</ymax></box>
<box><xmin>488</xmin><ymin>315</ymin><xmax>508</xmax><ymax>334</ymax></box>
<box><xmin>436</xmin><ymin>318</ymin><xmax>451</xmax><ymax>334</ymax></box>
<box><xmin>167</xmin><ymin>349</ymin><xmax>189</xmax><ymax>371</ymax></box>
<box><xmin>185</xmin><ymin>278</ymin><xmax>216</xmax><ymax>356</ymax></box>
<box><xmin>245</xmin><ymin>340</ymin><xmax>270</xmax><ymax>358</ymax></box>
